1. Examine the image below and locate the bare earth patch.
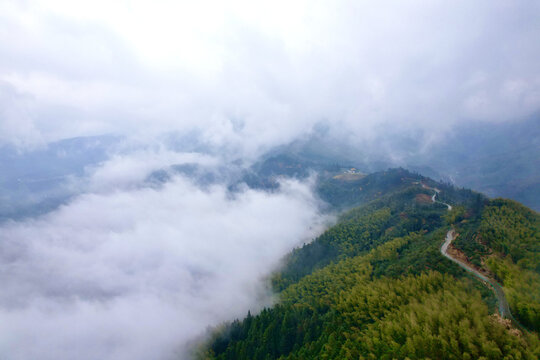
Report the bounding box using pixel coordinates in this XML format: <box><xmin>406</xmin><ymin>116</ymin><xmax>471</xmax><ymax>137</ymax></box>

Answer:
<box><xmin>492</xmin><ymin>314</ymin><xmax>522</xmax><ymax>337</ymax></box>
<box><xmin>415</xmin><ymin>193</ymin><xmax>433</xmax><ymax>204</ymax></box>
<box><xmin>447</xmin><ymin>235</ymin><xmax>494</xmax><ymax>279</ymax></box>
<box><xmin>332</xmin><ymin>173</ymin><xmax>365</xmax><ymax>181</ymax></box>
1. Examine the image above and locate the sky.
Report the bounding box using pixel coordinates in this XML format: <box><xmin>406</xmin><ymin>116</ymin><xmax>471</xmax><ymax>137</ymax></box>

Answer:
<box><xmin>1</xmin><ymin>0</ymin><xmax>539</xmax><ymax>154</ymax></box>
<box><xmin>1</xmin><ymin>1</ymin><xmax>540</xmax><ymax>359</ymax></box>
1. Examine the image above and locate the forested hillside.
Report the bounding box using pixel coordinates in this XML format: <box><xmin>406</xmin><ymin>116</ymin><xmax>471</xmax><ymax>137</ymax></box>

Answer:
<box><xmin>197</xmin><ymin>169</ymin><xmax>540</xmax><ymax>359</ymax></box>
<box><xmin>453</xmin><ymin>199</ymin><xmax>540</xmax><ymax>332</ymax></box>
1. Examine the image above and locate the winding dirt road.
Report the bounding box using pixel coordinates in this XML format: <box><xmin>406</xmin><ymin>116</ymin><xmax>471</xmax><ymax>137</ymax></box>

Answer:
<box><xmin>418</xmin><ymin>183</ymin><xmax>524</xmax><ymax>328</ymax></box>
<box><xmin>419</xmin><ymin>183</ymin><xmax>452</xmax><ymax>210</ymax></box>
<box><xmin>431</xmin><ymin>188</ymin><xmax>531</xmax><ymax>332</ymax></box>
<box><xmin>431</xmin><ymin>192</ymin><xmax>452</xmax><ymax>210</ymax></box>
<box><xmin>440</xmin><ymin>229</ymin><xmax>511</xmax><ymax>318</ymax></box>
<box><xmin>429</xmin><ymin>186</ymin><xmax>510</xmax><ymax>317</ymax></box>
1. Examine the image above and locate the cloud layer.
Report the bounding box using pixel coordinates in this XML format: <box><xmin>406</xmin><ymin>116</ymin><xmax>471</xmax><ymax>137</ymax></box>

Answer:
<box><xmin>0</xmin><ymin>157</ymin><xmax>328</xmax><ymax>359</ymax></box>
<box><xmin>1</xmin><ymin>0</ymin><xmax>539</xmax><ymax>155</ymax></box>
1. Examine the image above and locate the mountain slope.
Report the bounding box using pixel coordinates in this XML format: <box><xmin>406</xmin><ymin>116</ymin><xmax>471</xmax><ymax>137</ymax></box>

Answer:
<box><xmin>453</xmin><ymin>199</ymin><xmax>540</xmax><ymax>332</ymax></box>
<box><xmin>250</xmin><ymin>116</ymin><xmax>540</xmax><ymax>211</ymax></box>
<box><xmin>197</xmin><ymin>169</ymin><xmax>540</xmax><ymax>359</ymax></box>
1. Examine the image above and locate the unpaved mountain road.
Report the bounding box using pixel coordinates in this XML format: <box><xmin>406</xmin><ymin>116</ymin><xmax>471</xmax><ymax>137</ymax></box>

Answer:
<box><xmin>440</xmin><ymin>229</ymin><xmax>511</xmax><ymax>318</ymax></box>
<box><xmin>430</xmin><ymin>186</ymin><xmax>509</xmax><ymax>317</ymax></box>
<box><xmin>422</xmin><ymin>184</ymin><xmax>453</xmax><ymax>210</ymax></box>
<box><xmin>412</xmin><ymin>183</ymin><xmax>525</xmax><ymax>328</ymax></box>
<box><xmin>431</xmin><ymin>192</ymin><xmax>452</xmax><ymax>210</ymax></box>
<box><xmin>432</xmin><ymin>188</ymin><xmax>528</xmax><ymax>331</ymax></box>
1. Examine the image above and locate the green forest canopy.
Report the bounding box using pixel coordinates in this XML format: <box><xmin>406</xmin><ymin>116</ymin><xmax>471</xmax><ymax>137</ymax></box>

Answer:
<box><xmin>198</xmin><ymin>169</ymin><xmax>540</xmax><ymax>359</ymax></box>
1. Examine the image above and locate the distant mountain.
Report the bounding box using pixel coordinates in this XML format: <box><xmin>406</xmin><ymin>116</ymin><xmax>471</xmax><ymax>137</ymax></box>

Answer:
<box><xmin>198</xmin><ymin>168</ymin><xmax>540</xmax><ymax>360</ymax></box>
<box><xmin>0</xmin><ymin>135</ymin><xmax>119</xmax><ymax>221</ymax></box>
<box><xmin>412</xmin><ymin>116</ymin><xmax>540</xmax><ymax>211</ymax></box>
<box><xmin>253</xmin><ymin>116</ymin><xmax>540</xmax><ymax>211</ymax></box>
<box><xmin>3</xmin><ymin>114</ymin><xmax>538</xmax><ymax>222</ymax></box>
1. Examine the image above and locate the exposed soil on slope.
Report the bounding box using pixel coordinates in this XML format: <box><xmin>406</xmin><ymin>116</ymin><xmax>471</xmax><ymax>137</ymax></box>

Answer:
<box><xmin>415</xmin><ymin>193</ymin><xmax>433</xmax><ymax>204</ymax></box>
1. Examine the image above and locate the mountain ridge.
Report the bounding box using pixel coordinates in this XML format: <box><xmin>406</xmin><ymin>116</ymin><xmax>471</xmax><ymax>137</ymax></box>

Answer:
<box><xmin>197</xmin><ymin>168</ymin><xmax>540</xmax><ymax>359</ymax></box>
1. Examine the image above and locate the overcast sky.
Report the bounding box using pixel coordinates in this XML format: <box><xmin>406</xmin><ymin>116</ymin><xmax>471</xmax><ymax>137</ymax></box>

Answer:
<box><xmin>1</xmin><ymin>0</ymin><xmax>539</xmax><ymax>154</ymax></box>
<box><xmin>1</xmin><ymin>1</ymin><xmax>540</xmax><ymax>359</ymax></box>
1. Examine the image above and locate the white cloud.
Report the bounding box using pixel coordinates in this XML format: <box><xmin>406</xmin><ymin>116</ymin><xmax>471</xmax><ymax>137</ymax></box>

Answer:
<box><xmin>0</xmin><ymin>0</ymin><xmax>538</xmax><ymax>154</ymax></box>
<box><xmin>0</xmin><ymin>171</ymin><xmax>329</xmax><ymax>360</ymax></box>
<box><xmin>0</xmin><ymin>82</ymin><xmax>44</xmax><ymax>148</ymax></box>
<box><xmin>85</xmin><ymin>148</ymin><xmax>218</xmax><ymax>192</ymax></box>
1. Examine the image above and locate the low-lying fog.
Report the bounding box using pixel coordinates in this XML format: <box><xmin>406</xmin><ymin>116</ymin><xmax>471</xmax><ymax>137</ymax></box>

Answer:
<box><xmin>0</xmin><ymin>150</ymin><xmax>330</xmax><ymax>359</ymax></box>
